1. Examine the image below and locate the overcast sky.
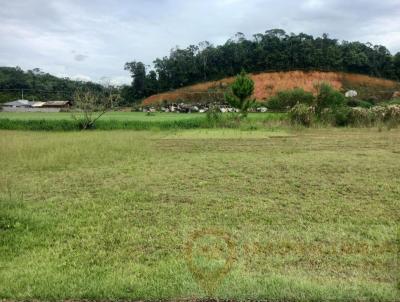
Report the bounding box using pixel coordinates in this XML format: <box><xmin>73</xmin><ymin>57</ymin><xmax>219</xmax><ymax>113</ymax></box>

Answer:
<box><xmin>1</xmin><ymin>0</ymin><xmax>399</xmax><ymax>85</ymax></box>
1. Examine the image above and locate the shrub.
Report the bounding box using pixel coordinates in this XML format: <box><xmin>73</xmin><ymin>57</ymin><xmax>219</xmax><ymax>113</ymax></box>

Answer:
<box><xmin>319</xmin><ymin>106</ymin><xmax>352</xmax><ymax>126</ymax></box>
<box><xmin>266</xmin><ymin>88</ymin><xmax>314</xmax><ymax>111</ymax></box>
<box><xmin>315</xmin><ymin>83</ymin><xmax>346</xmax><ymax>113</ymax></box>
<box><xmin>288</xmin><ymin>103</ymin><xmax>315</xmax><ymax>127</ymax></box>
<box><xmin>206</xmin><ymin>105</ymin><xmax>222</xmax><ymax>127</ymax></box>
<box><xmin>371</xmin><ymin>106</ymin><xmax>386</xmax><ymax>123</ymax></box>
<box><xmin>347</xmin><ymin>99</ymin><xmax>373</xmax><ymax>108</ymax></box>
<box><xmin>348</xmin><ymin>107</ymin><xmax>374</xmax><ymax>126</ymax></box>
<box><xmin>379</xmin><ymin>99</ymin><xmax>400</xmax><ymax>106</ymax></box>
<box><xmin>333</xmin><ymin>106</ymin><xmax>352</xmax><ymax>126</ymax></box>
<box><xmin>72</xmin><ymin>89</ymin><xmax>120</xmax><ymax>129</ymax></box>
<box><xmin>383</xmin><ymin>105</ymin><xmax>400</xmax><ymax>128</ymax></box>
<box><xmin>330</xmin><ymin>105</ymin><xmax>400</xmax><ymax>128</ymax></box>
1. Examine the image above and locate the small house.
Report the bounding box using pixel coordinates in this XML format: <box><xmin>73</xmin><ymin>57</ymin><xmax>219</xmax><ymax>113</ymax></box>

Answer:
<box><xmin>42</xmin><ymin>101</ymin><xmax>72</xmax><ymax>108</ymax></box>
<box><xmin>2</xmin><ymin>100</ymin><xmax>34</xmax><ymax>108</ymax></box>
<box><xmin>31</xmin><ymin>102</ymin><xmax>46</xmax><ymax>108</ymax></box>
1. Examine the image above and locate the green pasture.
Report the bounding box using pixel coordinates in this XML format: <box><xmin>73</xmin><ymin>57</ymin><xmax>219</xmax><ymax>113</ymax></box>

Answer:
<box><xmin>0</xmin><ymin>128</ymin><xmax>399</xmax><ymax>301</ymax></box>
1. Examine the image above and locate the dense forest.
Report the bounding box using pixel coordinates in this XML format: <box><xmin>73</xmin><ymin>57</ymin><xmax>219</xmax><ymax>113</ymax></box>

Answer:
<box><xmin>125</xmin><ymin>29</ymin><xmax>400</xmax><ymax>102</ymax></box>
<box><xmin>0</xmin><ymin>67</ymin><xmax>104</xmax><ymax>103</ymax></box>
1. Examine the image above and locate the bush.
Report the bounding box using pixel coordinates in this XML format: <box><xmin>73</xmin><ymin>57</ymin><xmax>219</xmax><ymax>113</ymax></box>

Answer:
<box><xmin>347</xmin><ymin>99</ymin><xmax>373</xmax><ymax>108</ymax></box>
<box><xmin>324</xmin><ymin>105</ymin><xmax>400</xmax><ymax>128</ymax></box>
<box><xmin>315</xmin><ymin>83</ymin><xmax>346</xmax><ymax>113</ymax></box>
<box><xmin>288</xmin><ymin>103</ymin><xmax>315</xmax><ymax>127</ymax></box>
<box><xmin>379</xmin><ymin>99</ymin><xmax>400</xmax><ymax>106</ymax></box>
<box><xmin>319</xmin><ymin>106</ymin><xmax>352</xmax><ymax>126</ymax></box>
<box><xmin>333</xmin><ymin>106</ymin><xmax>352</xmax><ymax>126</ymax></box>
<box><xmin>383</xmin><ymin>105</ymin><xmax>400</xmax><ymax>128</ymax></box>
<box><xmin>267</xmin><ymin>88</ymin><xmax>314</xmax><ymax>111</ymax></box>
<box><xmin>206</xmin><ymin>105</ymin><xmax>222</xmax><ymax>127</ymax></box>
<box><xmin>371</xmin><ymin>106</ymin><xmax>386</xmax><ymax>123</ymax></box>
<box><xmin>347</xmin><ymin>107</ymin><xmax>374</xmax><ymax>126</ymax></box>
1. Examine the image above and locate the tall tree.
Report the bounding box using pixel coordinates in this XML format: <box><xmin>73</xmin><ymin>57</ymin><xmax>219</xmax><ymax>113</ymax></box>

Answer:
<box><xmin>225</xmin><ymin>71</ymin><xmax>255</xmax><ymax>117</ymax></box>
<box><xmin>124</xmin><ymin>61</ymin><xmax>147</xmax><ymax>99</ymax></box>
<box><xmin>394</xmin><ymin>52</ymin><xmax>400</xmax><ymax>80</ymax></box>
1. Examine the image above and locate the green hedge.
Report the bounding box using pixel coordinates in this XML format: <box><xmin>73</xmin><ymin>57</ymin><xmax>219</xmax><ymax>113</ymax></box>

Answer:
<box><xmin>0</xmin><ymin>117</ymin><xmax>207</xmax><ymax>131</ymax></box>
<box><xmin>0</xmin><ymin>119</ymin><xmax>79</xmax><ymax>131</ymax></box>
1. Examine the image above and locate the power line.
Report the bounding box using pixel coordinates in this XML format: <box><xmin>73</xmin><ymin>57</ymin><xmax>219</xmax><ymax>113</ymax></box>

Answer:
<box><xmin>0</xmin><ymin>88</ymin><xmax>73</xmax><ymax>93</ymax></box>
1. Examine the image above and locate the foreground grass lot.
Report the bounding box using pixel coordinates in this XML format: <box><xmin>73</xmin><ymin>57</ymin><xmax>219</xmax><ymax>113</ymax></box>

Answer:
<box><xmin>0</xmin><ymin>128</ymin><xmax>399</xmax><ymax>301</ymax></box>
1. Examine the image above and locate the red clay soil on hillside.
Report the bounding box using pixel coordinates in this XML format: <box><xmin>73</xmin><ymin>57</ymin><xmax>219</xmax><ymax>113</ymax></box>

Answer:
<box><xmin>142</xmin><ymin>71</ymin><xmax>399</xmax><ymax>105</ymax></box>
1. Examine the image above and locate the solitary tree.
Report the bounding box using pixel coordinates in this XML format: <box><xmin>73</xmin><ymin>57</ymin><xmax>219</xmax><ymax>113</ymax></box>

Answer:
<box><xmin>225</xmin><ymin>71</ymin><xmax>255</xmax><ymax>117</ymax></box>
<box><xmin>72</xmin><ymin>89</ymin><xmax>120</xmax><ymax>129</ymax></box>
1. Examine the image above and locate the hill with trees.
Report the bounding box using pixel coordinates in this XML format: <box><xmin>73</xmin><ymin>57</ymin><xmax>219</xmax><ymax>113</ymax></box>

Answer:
<box><xmin>125</xmin><ymin>29</ymin><xmax>400</xmax><ymax>103</ymax></box>
<box><xmin>0</xmin><ymin>67</ymin><xmax>104</xmax><ymax>103</ymax></box>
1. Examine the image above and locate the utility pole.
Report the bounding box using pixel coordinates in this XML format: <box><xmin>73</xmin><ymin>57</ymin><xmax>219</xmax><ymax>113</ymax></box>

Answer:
<box><xmin>21</xmin><ymin>89</ymin><xmax>24</xmax><ymax>100</ymax></box>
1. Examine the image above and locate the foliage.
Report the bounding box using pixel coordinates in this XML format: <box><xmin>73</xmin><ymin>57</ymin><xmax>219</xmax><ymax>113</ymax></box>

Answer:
<box><xmin>124</xmin><ymin>29</ymin><xmax>400</xmax><ymax>102</ymax></box>
<box><xmin>0</xmin><ymin>118</ymin><xmax>79</xmax><ymax>130</ymax></box>
<box><xmin>347</xmin><ymin>107</ymin><xmax>376</xmax><ymax>126</ymax></box>
<box><xmin>379</xmin><ymin>99</ymin><xmax>400</xmax><ymax>106</ymax></box>
<box><xmin>224</xmin><ymin>71</ymin><xmax>255</xmax><ymax>116</ymax></box>
<box><xmin>71</xmin><ymin>89</ymin><xmax>120</xmax><ymax>129</ymax></box>
<box><xmin>267</xmin><ymin>88</ymin><xmax>314</xmax><ymax>110</ymax></box>
<box><xmin>319</xmin><ymin>106</ymin><xmax>355</xmax><ymax>126</ymax></box>
<box><xmin>320</xmin><ymin>105</ymin><xmax>400</xmax><ymax>127</ymax></box>
<box><xmin>346</xmin><ymin>99</ymin><xmax>373</xmax><ymax>108</ymax></box>
<box><xmin>206</xmin><ymin>105</ymin><xmax>222</xmax><ymax>127</ymax></box>
<box><xmin>331</xmin><ymin>106</ymin><xmax>352</xmax><ymax>126</ymax></box>
<box><xmin>0</xmin><ymin>67</ymin><xmax>104</xmax><ymax>103</ymax></box>
<box><xmin>120</xmin><ymin>85</ymin><xmax>139</xmax><ymax>105</ymax></box>
<box><xmin>124</xmin><ymin>61</ymin><xmax>159</xmax><ymax>100</ymax></box>
<box><xmin>0</xmin><ymin>112</ymin><xmax>285</xmax><ymax>131</ymax></box>
<box><xmin>315</xmin><ymin>82</ymin><xmax>346</xmax><ymax>113</ymax></box>
<box><xmin>288</xmin><ymin>103</ymin><xmax>315</xmax><ymax>126</ymax></box>
<box><xmin>382</xmin><ymin>105</ymin><xmax>400</xmax><ymax>128</ymax></box>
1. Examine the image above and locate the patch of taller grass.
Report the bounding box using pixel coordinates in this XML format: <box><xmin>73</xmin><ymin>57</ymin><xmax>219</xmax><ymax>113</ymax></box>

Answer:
<box><xmin>0</xmin><ymin>118</ymin><xmax>79</xmax><ymax>131</ymax></box>
<box><xmin>0</xmin><ymin>117</ymin><xmax>207</xmax><ymax>131</ymax></box>
<box><xmin>0</xmin><ymin>113</ymin><xmax>287</xmax><ymax>131</ymax></box>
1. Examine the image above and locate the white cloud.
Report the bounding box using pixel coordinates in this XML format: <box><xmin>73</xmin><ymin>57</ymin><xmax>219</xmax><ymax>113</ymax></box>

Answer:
<box><xmin>70</xmin><ymin>74</ymin><xmax>92</xmax><ymax>82</ymax></box>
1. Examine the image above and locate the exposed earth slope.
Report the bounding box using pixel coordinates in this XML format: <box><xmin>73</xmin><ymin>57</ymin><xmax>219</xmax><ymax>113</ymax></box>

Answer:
<box><xmin>143</xmin><ymin>71</ymin><xmax>400</xmax><ymax>105</ymax></box>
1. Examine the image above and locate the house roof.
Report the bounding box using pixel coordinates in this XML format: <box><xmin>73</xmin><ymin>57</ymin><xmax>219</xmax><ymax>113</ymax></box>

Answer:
<box><xmin>31</xmin><ymin>102</ymin><xmax>46</xmax><ymax>108</ymax></box>
<box><xmin>3</xmin><ymin>100</ymin><xmax>34</xmax><ymax>107</ymax></box>
<box><xmin>44</xmin><ymin>101</ymin><xmax>71</xmax><ymax>106</ymax></box>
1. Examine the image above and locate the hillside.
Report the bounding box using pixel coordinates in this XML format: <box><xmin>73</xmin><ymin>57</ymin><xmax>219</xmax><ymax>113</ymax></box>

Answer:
<box><xmin>0</xmin><ymin>67</ymin><xmax>104</xmax><ymax>103</ymax></box>
<box><xmin>143</xmin><ymin>71</ymin><xmax>400</xmax><ymax>106</ymax></box>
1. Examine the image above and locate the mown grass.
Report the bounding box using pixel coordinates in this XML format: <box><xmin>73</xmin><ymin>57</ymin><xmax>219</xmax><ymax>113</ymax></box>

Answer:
<box><xmin>0</xmin><ymin>112</ymin><xmax>286</xmax><ymax>131</ymax></box>
<box><xmin>0</xmin><ymin>128</ymin><xmax>399</xmax><ymax>301</ymax></box>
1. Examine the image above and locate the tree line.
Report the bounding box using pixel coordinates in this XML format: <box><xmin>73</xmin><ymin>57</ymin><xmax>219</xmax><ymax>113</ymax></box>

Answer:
<box><xmin>0</xmin><ymin>67</ymin><xmax>104</xmax><ymax>103</ymax></box>
<box><xmin>124</xmin><ymin>29</ymin><xmax>400</xmax><ymax>102</ymax></box>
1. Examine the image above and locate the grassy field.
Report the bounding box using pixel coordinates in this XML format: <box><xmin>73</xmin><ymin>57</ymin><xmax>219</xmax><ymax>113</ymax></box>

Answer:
<box><xmin>0</xmin><ymin>128</ymin><xmax>399</xmax><ymax>301</ymax></box>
